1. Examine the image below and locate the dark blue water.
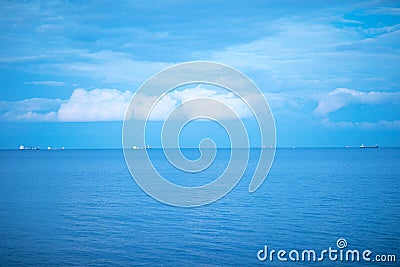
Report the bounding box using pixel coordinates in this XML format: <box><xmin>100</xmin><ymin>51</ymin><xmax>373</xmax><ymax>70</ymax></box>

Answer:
<box><xmin>0</xmin><ymin>148</ymin><xmax>399</xmax><ymax>266</ymax></box>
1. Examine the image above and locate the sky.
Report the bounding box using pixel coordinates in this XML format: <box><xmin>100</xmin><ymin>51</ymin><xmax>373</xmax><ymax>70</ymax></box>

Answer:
<box><xmin>0</xmin><ymin>0</ymin><xmax>399</xmax><ymax>148</ymax></box>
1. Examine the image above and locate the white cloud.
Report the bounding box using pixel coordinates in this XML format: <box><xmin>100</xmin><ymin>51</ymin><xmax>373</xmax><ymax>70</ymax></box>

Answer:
<box><xmin>0</xmin><ymin>89</ymin><xmax>133</xmax><ymax>122</ymax></box>
<box><xmin>57</xmin><ymin>88</ymin><xmax>133</xmax><ymax>122</ymax></box>
<box><xmin>129</xmin><ymin>86</ymin><xmax>253</xmax><ymax>121</ymax></box>
<box><xmin>25</xmin><ymin>81</ymin><xmax>66</xmax><ymax>86</ymax></box>
<box><xmin>314</xmin><ymin>88</ymin><xmax>400</xmax><ymax>116</ymax></box>
<box><xmin>170</xmin><ymin>87</ymin><xmax>253</xmax><ymax>120</ymax></box>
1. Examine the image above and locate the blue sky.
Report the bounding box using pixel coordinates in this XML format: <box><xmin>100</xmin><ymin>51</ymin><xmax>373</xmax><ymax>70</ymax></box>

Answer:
<box><xmin>0</xmin><ymin>0</ymin><xmax>399</xmax><ymax>148</ymax></box>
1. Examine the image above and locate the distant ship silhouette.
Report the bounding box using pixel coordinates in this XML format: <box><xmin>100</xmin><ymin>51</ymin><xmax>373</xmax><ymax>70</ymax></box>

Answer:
<box><xmin>360</xmin><ymin>144</ymin><xmax>379</xmax><ymax>149</ymax></box>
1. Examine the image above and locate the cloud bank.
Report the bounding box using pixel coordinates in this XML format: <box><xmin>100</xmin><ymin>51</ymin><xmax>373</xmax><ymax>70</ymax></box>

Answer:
<box><xmin>1</xmin><ymin>86</ymin><xmax>399</xmax><ymax>132</ymax></box>
<box><xmin>0</xmin><ymin>87</ymin><xmax>253</xmax><ymax>122</ymax></box>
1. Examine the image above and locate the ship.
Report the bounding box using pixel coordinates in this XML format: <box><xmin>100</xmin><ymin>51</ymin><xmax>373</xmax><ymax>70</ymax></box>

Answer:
<box><xmin>360</xmin><ymin>144</ymin><xmax>379</xmax><ymax>149</ymax></box>
<box><xmin>132</xmin><ymin>145</ymin><xmax>152</xmax><ymax>150</ymax></box>
<box><xmin>19</xmin><ymin>145</ymin><xmax>40</xmax><ymax>150</ymax></box>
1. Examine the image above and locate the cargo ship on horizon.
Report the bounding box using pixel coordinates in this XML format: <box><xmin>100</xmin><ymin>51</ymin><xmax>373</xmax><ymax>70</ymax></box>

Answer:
<box><xmin>360</xmin><ymin>144</ymin><xmax>379</xmax><ymax>148</ymax></box>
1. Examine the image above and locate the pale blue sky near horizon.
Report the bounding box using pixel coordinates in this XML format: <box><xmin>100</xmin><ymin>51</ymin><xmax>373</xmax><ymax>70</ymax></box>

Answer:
<box><xmin>0</xmin><ymin>0</ymin><xmax>399</xmax><ymax>148</ymax></box>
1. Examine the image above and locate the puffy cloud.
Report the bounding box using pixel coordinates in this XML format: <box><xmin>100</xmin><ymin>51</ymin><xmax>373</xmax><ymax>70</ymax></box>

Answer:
<box><xmin>314</xmin><ymin>88</ymin><xmax>400</xmax><ymax>116</ymax></box>
<box><xmin>169</xmin><ymin>87</ymin><xmax>253</xmax><ymax>120</ymax></box>
<box><xmin>57</xmin><ymin>89</ymin><xmax>133</xmax><ymax>122</ymax></box>
<box><xmin>0</xmin><ymin>89</ymin><xmax>133</xmax><ymax>122</ymax></box>
<box><xmin>129</xmin><ymin>86</ymin><xmax>253</xmax><ymax>121</ymax></box>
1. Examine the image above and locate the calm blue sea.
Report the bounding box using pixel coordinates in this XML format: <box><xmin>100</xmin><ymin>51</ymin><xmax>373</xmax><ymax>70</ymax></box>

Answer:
<box><xmin>0</xmin><ymin>148</ymin><xmax>399</xmax><ymax>266</ymax></box>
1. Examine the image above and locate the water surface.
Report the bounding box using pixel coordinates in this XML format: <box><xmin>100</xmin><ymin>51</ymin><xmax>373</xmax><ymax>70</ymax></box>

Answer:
<box><xmin>0</xmin><ymin>148</ymin><xmax>399</xmax><ymax>266</ymax></box>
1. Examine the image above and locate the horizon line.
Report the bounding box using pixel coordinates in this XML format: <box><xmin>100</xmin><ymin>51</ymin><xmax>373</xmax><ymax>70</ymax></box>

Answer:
<box><xmin>2</xmin><ymin>146</ymin><xmax>399</xmax><ymax>150</ymax></box>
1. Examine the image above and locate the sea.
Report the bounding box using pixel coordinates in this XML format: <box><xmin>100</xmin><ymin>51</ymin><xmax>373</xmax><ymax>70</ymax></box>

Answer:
<box><xmin>0</xmin><ymin>148</ymin><xmax>399</xmax><ymax>266</ymax></box>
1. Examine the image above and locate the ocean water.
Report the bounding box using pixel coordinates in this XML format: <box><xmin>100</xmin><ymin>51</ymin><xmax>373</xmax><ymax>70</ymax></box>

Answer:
<box><xmin>0</xmin><ymin>148</ymin><xmax>399</xmax><ymax>266</ymax></box>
